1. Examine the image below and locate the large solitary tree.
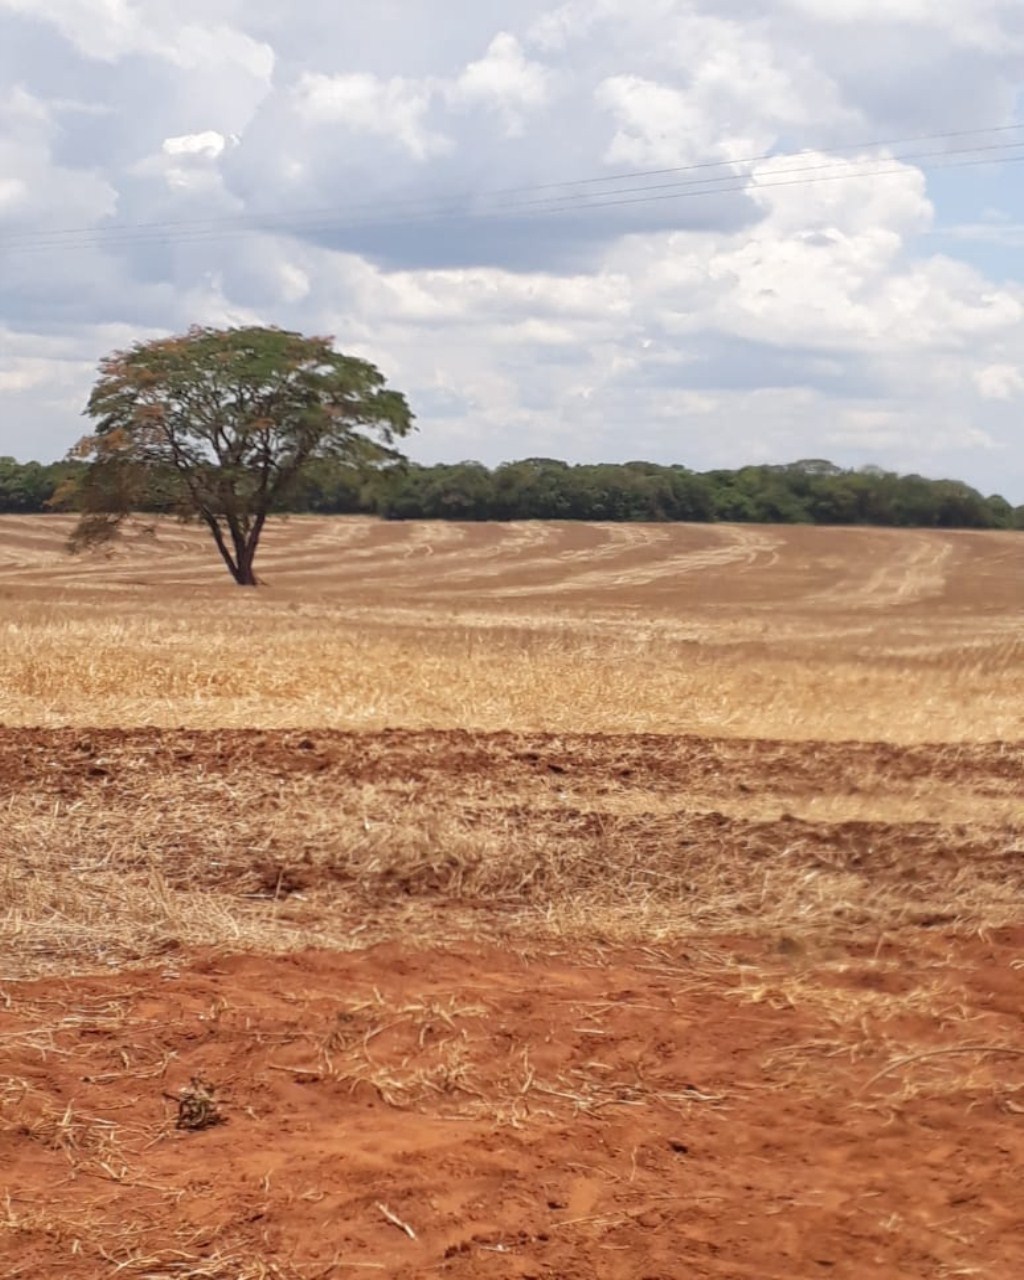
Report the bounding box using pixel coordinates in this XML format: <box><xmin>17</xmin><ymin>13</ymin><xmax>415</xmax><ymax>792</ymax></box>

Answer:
<box><xmin>69</xmin><ymin>325</ymin><xmax>414</xmax><ymax>585</ymax></box>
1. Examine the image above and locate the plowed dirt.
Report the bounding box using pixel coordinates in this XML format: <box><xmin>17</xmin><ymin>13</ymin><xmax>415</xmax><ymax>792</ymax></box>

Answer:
<box><xmin>3</xmin><ymin>728</ymin><xmax>1024</xmax><ymax>1278</ymax></box>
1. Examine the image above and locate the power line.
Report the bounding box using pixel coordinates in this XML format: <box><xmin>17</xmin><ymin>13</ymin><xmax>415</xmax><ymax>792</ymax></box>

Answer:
<box><xmin>35</xmin><ymin>150</ymin><xmax>1024</xmax><ymax>248</ymax></box>
<box><xmin>16</xmin><ymin>145</ymin><xmax>1024</xmax><ymax>254</ymax></box>
<box><xmin>5</xmin><ymin>124</ymin><xmax>1024</xmax><ymax>255</ymax></box>
<box><xmin>7</xmin><ymin>118</ymin><xmax>1024</xmax><ymax>248</ymax></box>
<box><xmin>339</xmin><ymin>137</ymin><xmax>1024</xmax><ymax>224</ymax></box>
<box><xmin>499</xmin><ymin>120</ymin><xmax>1024</xmax><ymax>191</ymax></box>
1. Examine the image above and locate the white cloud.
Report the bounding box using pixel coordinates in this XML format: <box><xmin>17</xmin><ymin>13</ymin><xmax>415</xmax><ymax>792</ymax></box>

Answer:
<box><xmin>974</xmin><ymin>363</ymin><xmax>1024</xmax><ymax>400</ymax></box>
<box><xmin>290</xmin><ymin>34</ymin><xmax>551</xmax><ymax>159</ymax></box>
<box><xmin>0</xmin><ymin>86</ymin><xmax>117</xmax><ymax>227</ymax></box>
<box><xmin>0</xmin><ymin>176</ymin><xmax>28</xmax><ymax>209</ymax></box>
<box><xmin>163</xmin><ymin>131</ymin><xmax>230</xmax><ymax>160</ymax></box>
<box><xmin>277</xmin><ymin>261</ymin><xmax>311</xmax><ymax>305</ymax></box>
<box><xmin>130</xmin><ymin>130</ymin><xmax>239</xmax><ymax>194</ymax></box>
<box><xmin>779</xmin><ymin>0</ymin><xmax>1022</xmax><ymax>52</ymax></box>
<box><xmin>596</xmin><ymin>13</ymin><xmax>855</xmax><ymax>169</ymax></box>
<box><xmin>0</xmin><ymin>0</ymin><xmax>275</xmax><ymax>75</ymax></box>
<box><xmin>293</xmin><ymin>72</ymin><xmax>450</xmax><ymax>161</ymax></box>
<box><xmin>597</xmin><ymin>75</ymin><xmax>714</xmax><ymax>168</ymax></box>
<box><xmin>0</xmin><ymin>360</ymin><xmax>54</xmax><ymax>393</ymax></box>
<box><xmin>747</xmin><ymin>152</ymin><xmax>933</xmax><ymax>237</ymax></box>
<box><xmin>448</xmin><ymin>33</ymin><xmax>552</xmax><ymax>135</ymax></box>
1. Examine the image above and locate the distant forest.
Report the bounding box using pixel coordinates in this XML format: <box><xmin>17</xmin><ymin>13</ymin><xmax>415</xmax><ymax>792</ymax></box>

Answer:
<box><xmin>2</xmin><ymin>455</ymin><xmax>1021</xmax><ymax>530</ymax></box>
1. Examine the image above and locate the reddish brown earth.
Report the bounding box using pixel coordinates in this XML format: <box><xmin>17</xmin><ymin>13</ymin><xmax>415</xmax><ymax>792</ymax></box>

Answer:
<box><xmin>2</xmin><ymin>728</ymin><xmax>1024</xmax><ymax>1277</ymax></box>
<box><xmin>3</xmin><ymin>935</ymin><xmax>1024</xmax><ymax>1280</ymax></box>
<box><xmin>3</xmin><ymin>724</ymin><xmax>1023</xmax><ymax>792</ymax></box>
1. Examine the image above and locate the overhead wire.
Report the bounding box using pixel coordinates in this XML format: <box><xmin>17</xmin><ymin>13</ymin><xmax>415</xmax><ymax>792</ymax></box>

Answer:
<box><xmin>3</xmin><ymin>121</ymin><xmax>1024</xmax><ymax>255</ymax></box>
<box><xmin>21</xmin><ymin>149</ymin><xmax>1024</xmax><ymax>252</ymax></box>
<box><xmin>7</xmin><ymin>118</ymin><xmax>1024</xmax><ymax>246</ymax></box>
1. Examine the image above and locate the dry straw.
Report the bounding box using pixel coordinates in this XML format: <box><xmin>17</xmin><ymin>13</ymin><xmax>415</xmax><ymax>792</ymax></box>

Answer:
<box><xmin>0</xmin><ymin>514</ymin><xmax>1019</xmax><ymax>741</ymax></box>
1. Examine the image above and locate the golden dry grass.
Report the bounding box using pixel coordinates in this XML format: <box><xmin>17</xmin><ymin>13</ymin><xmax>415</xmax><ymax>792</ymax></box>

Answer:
<box><xmin>0</xmin><ymin>513</ymin><xmax>1020</xmax><ymax>741</ymax></box>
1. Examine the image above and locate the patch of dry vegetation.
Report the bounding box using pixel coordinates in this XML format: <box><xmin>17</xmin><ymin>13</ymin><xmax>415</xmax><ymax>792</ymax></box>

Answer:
<box><xmin>0</xmin><ymin>601</ymin><xmax>1022</xmax><ymax>741</ymax></box>
<box><xmin>2</xmin><ymin>731</ymin><xmax>1021</xmax><ymax>978</ymax></box>
<box><xmin>0</xmin><ymin>514</ymin><xmax>1020</xmax><ymax>741</ymax></box>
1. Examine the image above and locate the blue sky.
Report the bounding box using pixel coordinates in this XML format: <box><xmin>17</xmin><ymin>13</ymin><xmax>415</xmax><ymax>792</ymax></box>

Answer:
<box><xmin>2</xmin><ymin>0</ymin><xmax>1024</xmax><ymax>500</ymax></box>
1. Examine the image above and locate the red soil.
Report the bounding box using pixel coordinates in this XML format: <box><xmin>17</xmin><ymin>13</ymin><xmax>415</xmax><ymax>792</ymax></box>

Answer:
<box><xmin>3</xmin><ymin>934</ymin><xmax>1024</xmax><ymax>1279</ymax></box>
<box><xmin>2</xmin><ymin>726</ymin><xmax>1022</xmax><ymax>1276</ymax></box>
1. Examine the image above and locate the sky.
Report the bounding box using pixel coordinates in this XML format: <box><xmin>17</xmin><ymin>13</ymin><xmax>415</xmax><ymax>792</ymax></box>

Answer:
<box><xmin>2</xmin><ymin>1</ymin><xmax>1024</xmax><ymax>499</ymax></box>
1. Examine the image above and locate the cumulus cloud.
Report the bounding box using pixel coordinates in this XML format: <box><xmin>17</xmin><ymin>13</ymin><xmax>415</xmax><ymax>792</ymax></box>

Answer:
<box><xmin>293</xmin><ymin>72</ymin><xmax>450</xmax><ymax>162</ymax></box>
<box><xmin>448</xmin><ymin>33</ymin><xmax>552</xmax><ymax>135</ymax></box>
<box><xmin>130</xmin><ymin>129</ymin><xmax>238</xmax><ymax>193</ymax></box>
<box><xmin>974</xmin><ymin>363</ymin><xmax>1024</xmax><ymax>400</ymax></box>
<box><xmin>2</xmin><ymin>0</ymin><xmax>1024</xmax><ymax>498</ymax></box>
<box><xmin>0</xmin><ymin>85</ymin><xmax>116</xmax><ymax>228</ymax></box>
<box><xmin>163</xmin><ymin>131</ymin><xmax>231</xmax><ymax>160</ymax></box>
<box><xmin>0</xmin><ymin>0</ymin><xmax>275</xmax><ymax>76</ymax></box>
<box><xmin>597</xmin><ymin>13</ymin><xmax>855</xmax><ymax>169</ymax></box>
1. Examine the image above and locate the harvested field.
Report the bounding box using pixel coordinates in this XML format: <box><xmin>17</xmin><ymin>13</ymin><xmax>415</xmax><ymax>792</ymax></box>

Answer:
<box><xmin>0</xmin><ymin>515</ymin><xmax>1020</xmax><ymax>740</ymax></box>
<box><xmin>1</xmin><ymin>516</ymin><xmax>1022</xmax><ymax>1277</ymax></box>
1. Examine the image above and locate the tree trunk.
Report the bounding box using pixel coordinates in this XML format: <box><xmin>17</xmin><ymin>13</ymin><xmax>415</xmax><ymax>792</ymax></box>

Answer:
<box><xmin>222</xmin><ymin>514</ymin><xmax>263</xmax><ymax>586</ymax></box>
<box><xmin>202</xmin><ymin>512</ymin><xmax>260</xmax><ymax>586</ymax></box>
<box><xmin>234</xmin><ymin>511</ymin><xmax>266</xmax><ymax>587</ymax></box>
<box><xmin>233</xmin><ymin>554</ymin><xmax>259</xmax><ymax>587</ymax></box>
<box><xmin>200</xmin><ymin>512</ymin><xmax>267</xmax><ymax>586</ymax></box>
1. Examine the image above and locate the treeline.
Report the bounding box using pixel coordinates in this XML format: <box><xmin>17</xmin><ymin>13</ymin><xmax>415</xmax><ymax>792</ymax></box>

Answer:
<box><xmin>2</xmin><ymin>454</ymin><xmax>1021</xmax><ymax>529</ymax></box>
<box><xmin>369</xmin><ymin>458</ymin><xmax>1023</xmax><ymax>528</ymax></box>
<box><xmin>0</xmin><ymin>457</ymin><xmax>83</xmax><ymax>513</ymax></box>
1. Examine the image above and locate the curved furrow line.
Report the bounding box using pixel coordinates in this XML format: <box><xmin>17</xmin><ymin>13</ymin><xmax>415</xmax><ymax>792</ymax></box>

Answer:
<box><xmin>487</xmin><ymin>526</ymin><xmax>782</xmax><ymax>597</ymax></box>
<box><xmin>259</xmin><ymin>524</ymin><xmax>480</xmax><ymax>581</ymax></box>
<box><xmin>264</xmin><ymin>521</ymin><xmax>590</xmax><ymax>584</ymax></box>
<box><xmin>0</xmin><ymin>519</ymin><xmax>1015</xmax><ymax>626</ymax></box>
<box><xmin>402</xmin><ymin>523</ymin><xmax>651</xmax><ymax>588</ymax></box>
<box><xmin>809</xmin><ymin>532</ymin><xmax>957</xmax><ymax>610</ymax></box>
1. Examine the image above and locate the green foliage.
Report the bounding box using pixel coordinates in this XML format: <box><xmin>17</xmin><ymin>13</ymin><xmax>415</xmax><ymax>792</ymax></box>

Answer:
<box><xmin>67</xmin><ymin>325</ymin><xmax>414</xmax><ymax>584</ymax></box>
<box><xmin>2</xmin><ymin>450</ymin><xmax>1020</xmax><ymax>533</ymax></box>
<box><xmin>374</xmin><ymin>459</ymin><xmax>1019</xmax><ymax>530</ymax></box>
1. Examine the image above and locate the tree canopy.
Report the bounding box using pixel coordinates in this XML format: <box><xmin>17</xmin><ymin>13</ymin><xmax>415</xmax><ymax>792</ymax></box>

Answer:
<box><xmin>369</xmin><ymin>458</ymin><xmax>1023</xmax><ymax>529</ymax></box>
<box><xmin>11</xmin><ymin>452</ymin><xmax>1021</xmax><ymax>533</ymax></box>
<box><xmin>68</xmin><ymin>325</ymin><xmax>414</xmax><ymax>584</ymax></box>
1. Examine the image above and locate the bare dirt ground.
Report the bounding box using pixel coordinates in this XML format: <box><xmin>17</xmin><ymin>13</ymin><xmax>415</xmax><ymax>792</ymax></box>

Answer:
<box><xmin>1</xmin><ymin>518</ymin><xmax>1022</xmax><ymax>1277</ymax></box>
<box><xmin>5</xmin><ymin>932</ymin><xmax>1024</xmax><ymax>1280</ymax></box>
